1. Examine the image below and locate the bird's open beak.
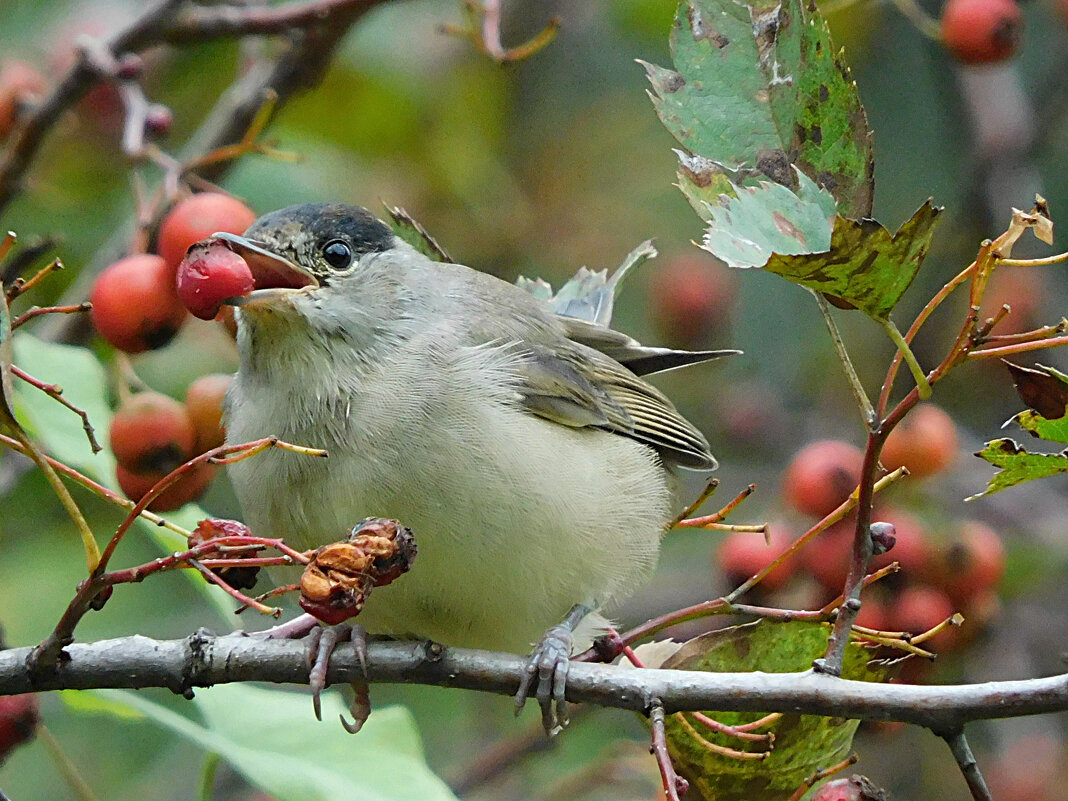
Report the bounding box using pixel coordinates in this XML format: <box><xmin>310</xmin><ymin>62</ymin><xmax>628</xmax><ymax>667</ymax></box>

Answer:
<box><xmin>212</xmin><ymin>232</ymin><xmax>319</xmax><ymax>306</ymax></box>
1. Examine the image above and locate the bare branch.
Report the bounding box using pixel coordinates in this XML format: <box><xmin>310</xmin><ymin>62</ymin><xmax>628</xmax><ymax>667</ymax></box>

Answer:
<box><xmin>3</xmin><ymin>632</ymin><xmax>1068</xmax><ymax>733</ymax></box>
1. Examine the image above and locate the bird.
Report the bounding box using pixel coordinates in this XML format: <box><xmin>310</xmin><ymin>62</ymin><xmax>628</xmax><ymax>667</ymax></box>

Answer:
<box><xmin>215</xmin><ymin>202</ymin><xmax>734</xmax><ymax>732</ymax></box>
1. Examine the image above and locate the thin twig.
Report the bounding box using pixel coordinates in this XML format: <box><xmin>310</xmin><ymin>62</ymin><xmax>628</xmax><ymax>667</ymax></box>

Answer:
<box><xmin>10</xmin><ymin>364</ymin><xmax>101</xmax><ymax>452</ymax></box>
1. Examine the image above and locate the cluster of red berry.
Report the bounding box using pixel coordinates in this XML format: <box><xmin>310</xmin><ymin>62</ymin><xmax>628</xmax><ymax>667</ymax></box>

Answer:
<box><xmin>89</xmin><ymin>192</ymin><xmax>257</xmax><ymax>353</ymax></box>
<box><xmin>108</xmin><ymin>375</ymin><xmax>232</xmax><ymax>511</ymax></box>
<box><xmin>718</xmin><ymin>404</ymin><xmax>1006</xmax><ymax>655</ymax></box>
<box><xmin>84</xmin><ymin>192</ymin><xmax>261</xmax><ymax>510</ymax></box>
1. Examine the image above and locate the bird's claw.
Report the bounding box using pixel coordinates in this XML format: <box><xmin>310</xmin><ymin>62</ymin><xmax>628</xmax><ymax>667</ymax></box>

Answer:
<box><xmin>515</xmin><ymin>622</ymin><xmax>573</xmax><ymax>737</ymax></box>
<box><xmin>307</xmin><ymin>623</ymin><xmax>369</xmax><ymax>726</ymax></box>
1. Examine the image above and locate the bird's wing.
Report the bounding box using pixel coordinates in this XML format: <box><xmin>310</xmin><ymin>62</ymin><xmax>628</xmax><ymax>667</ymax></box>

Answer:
<box><xmin>512</xmin><ymin>341</ymin><xmax>717</xmax><ymax>470</ymax></box>
<box><xmin>558</xmin><ymin>316</ymin><xmax>740</xmax><ymax>377</ymax></box>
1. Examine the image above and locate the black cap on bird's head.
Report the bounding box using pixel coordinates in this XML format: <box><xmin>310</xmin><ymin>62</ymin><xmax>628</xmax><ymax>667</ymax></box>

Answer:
<box><xmin>215</xmin><ymin>203</ymin><xmax>395</xmax><ymax>303</ymax></box>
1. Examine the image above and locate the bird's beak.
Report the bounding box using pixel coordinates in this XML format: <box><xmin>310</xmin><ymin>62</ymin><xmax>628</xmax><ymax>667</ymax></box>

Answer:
<box><xmin>212</xmin><ymin>232</ymin><xmax>319</xmax><ymax>306</ymax></box>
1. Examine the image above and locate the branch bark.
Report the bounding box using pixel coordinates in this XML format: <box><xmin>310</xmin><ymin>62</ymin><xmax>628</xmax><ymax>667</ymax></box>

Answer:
<box><xmin>2</xmin><ymin>632</ymin><xmax>1068</xmax><ymax>733</ymax></box>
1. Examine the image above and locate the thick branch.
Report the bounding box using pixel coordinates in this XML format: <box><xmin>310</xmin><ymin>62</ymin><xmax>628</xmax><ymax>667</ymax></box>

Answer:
<box><xmin>2</xmin><ymin>633</ymin><xmax>1068</xmax><ymax>732</ymax></box>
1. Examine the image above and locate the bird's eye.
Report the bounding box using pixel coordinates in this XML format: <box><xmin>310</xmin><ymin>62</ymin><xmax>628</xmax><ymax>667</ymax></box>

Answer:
<box><xmin>322</xmin><ymin>239</ymin><xmax>353</xmax><ymax>270</ymax></box>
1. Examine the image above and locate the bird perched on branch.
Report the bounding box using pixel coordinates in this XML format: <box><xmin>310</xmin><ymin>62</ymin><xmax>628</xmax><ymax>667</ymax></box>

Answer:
<box><xmin>216</xmin><ymin>203</ymin><xmax>735</xmax><ymax>733</ymax></box>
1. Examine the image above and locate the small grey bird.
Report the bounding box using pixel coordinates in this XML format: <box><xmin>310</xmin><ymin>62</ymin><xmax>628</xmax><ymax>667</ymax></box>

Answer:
<box><xmin>217</xmin><ymin>203</ymin><xmax>733</xmax><ymax>731</ymax></box>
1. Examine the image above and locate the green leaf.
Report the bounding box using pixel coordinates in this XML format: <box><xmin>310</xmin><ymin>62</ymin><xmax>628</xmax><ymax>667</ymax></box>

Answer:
<box><xmin>969</xmin><ymin>438</ymin><xmax>1068</xmax><ymax>500</ymax></box>
<box><xmin>647</xmin><ymin>0</ymin><xmax>873</xmax><ymax>218</ymax></box>
<box><xmin>767</xmin><ymin>201</ymin><xmax>940</xmax><ymax>319</ymax></box>
<box><xmin>657</xmin><ymin>620</ymin><xmax>893</xmax><ymax>801</ymax></box>
<box><xmin>701</xmin><ymin>186</ymin><xmax>940</xmax><ymax>320</ymax></box>
<box><xmin>700</xmin><ymin>171</ymin><xmax>836</xmax><ymax>268</ymax></box>
<box><xmin>10</xmin><ymin>333</ymin><xmax>234</xmax><ymax>622</ymax></box>
<box><xmin>71</xmin><ymin>686</ymin><xmax>458</xmax><ymax>801</ymax></box>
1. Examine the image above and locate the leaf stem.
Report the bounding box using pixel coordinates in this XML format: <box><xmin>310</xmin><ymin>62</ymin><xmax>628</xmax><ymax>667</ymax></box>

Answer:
<box><xmin>879</xmin><ymin>316</ymin><xmax>931</xmax><ymax>399</ymax></box>
<box><xmin>811</xmin><ymin>289</ymin><xmax>876</xmax><ymax>425</ymax></box>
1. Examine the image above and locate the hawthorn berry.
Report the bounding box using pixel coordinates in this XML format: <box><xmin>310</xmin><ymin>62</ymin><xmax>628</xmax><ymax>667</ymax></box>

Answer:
<box><xmin>90</xmin><ymin>254</ymin><xmax>188</xmax><ymax>353</ymax></box>
<box><xmin>157</xmin><ymin>193</ymin><xmax>257</xmax><ymax>275</ymax></box>
<box><xmin>651</xmin><ymin>254</ymin><xmax>736</xmax><ymax>345</ymax></box>
<box><xmin>0</xmin><ymin>60</ymin><xmax>46</xmax><ymax>139</ymax></box>
<box><xmin>881</xmin><ymin>403</ymin><xmax>958</xmax><ymax>478</ymax></box>
<box><xmin>116</xmin><ymin>462</ymin><xmax>215</xmax><ymax>512</ymax></box>
<box><xmin>809</xmin><ymin>776</ymin><xmax>885</xmax><ymax>801</ymax></box>
<box><xmin>940</xmin><ymin>520</ymin><xmax>1005</xmax><ymax>604</ymax></box>
<box><xmin>185</xmin><ymin>373</ymin><xmax>233</xmax><ymax>452</ymax></box>
<box><xmin>109</xmin><ymin>391</ymin><xmax>196</xmax><ymax>475</ymax></box>
<box><xmin>890</xmin><ymin>585</ymin><xmax>957</xmax><ymax>648</ymax></box>
<box><xmin>176</xmin><ymin>240</ymin><xmax>254</xmax><ymax>320</ymax></box>
<box><xmin>782</xmin><ymin>440</ymin><xmax>864</xmax><ymax>518</ymax></box>
<box><xmin>718</xmin><ymin>525</ymin><xmax>793</xmax><ymax>590</ymax></box>
<box><xmin>940</xmin><ymin>0</ymin><xmax>1023</xmax><ymax>64</ymax></box>
<box><xmin>869</xmin><ymin>507</ymin><xmax>930</xmax><ymax>576</ymax></box>
<box><xmin>0</xmin><ymin>694</ymin><xmax>40</xmax><ymax>763</ymax></box>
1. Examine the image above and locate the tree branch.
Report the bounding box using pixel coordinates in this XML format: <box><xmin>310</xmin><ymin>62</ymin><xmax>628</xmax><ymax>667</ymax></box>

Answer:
<box><xmin>0</xmin><ymin>0</ymin><xmax>388</xmax><ymax>216</ymax></box>
<box><xmin>3</xmin><ymin>632</ymin><xmax>1068</xmax><ymax>733</ymax></box>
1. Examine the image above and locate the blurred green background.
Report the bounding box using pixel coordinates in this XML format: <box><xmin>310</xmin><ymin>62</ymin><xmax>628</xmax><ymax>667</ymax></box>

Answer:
<box><xmin>2</xmin><ymin>1</ymin><xmax>1068</xmax><ymax>799</ymax></box>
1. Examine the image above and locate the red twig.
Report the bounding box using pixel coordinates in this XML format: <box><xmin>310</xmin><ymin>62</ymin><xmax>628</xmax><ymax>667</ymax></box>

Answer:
<box><xmin>649</xmin><ymin>703</ymin><xmax>688</xmax><ymax>801</ymax></box>
<box><xmin>10</xmin><ymin>364</ymin><xmax>101</xmax><ymax>452</ymax></box>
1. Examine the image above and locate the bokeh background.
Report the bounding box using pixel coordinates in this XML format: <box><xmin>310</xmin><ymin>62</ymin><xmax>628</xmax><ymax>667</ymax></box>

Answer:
<box><xmin>1</xmin><ymin>1</ymin><xmax>1067</xmax><ymax>799</ymax></box>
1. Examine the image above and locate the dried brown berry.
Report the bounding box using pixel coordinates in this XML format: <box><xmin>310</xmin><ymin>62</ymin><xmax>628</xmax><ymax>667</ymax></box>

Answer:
<box><xmin>190</xmin><ymin>518</ymin><xmax>261</xmax><ymax>590</ymax></box>
<box><xmin>300</xmin><ymin>518</ymin><xmax>417</xmax><ymax>625</ymax></box>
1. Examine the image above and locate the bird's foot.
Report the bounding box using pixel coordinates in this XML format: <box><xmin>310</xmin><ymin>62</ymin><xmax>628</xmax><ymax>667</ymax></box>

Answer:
<box><xmin>514</xmin><ymin>603</ymin><xmax>592</xmax><ymax>737</ymax></box>
<box><xmin>307</xmin><ymin>623</ymin><xmax>369</xmax><ymax>732</ymax></box>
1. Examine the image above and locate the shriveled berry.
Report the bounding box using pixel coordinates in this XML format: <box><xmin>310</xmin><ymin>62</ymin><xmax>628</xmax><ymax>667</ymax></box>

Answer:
<box><xmin>176</xmin><ymin>240</ymin><xmax>254</xmax><ymax>320</ymax></box>
<box><xmin>109</xmin><ymin>392</ymin><xmax>196</xmax><ymax>474</ymax></box>
<box><xmin>158</xmin><ymin>193</ymin><xmax>257</xmax><ymax>275</ymax></box>
<box><xmin>90</xmin><ymin>254</ymin><xmax>188</xmax><ymax>353</ymax></box>
<box><xmin>185</xmin><ymin>373</ymin><xmax>233</xmax><ymax>452</ymax></box>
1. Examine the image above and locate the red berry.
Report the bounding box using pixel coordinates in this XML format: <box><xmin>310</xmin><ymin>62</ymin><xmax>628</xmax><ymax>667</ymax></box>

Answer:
<box><xmin>889</xmin><ymin>585</ymin><xmax>957</xmax><ymax>648</ymax></box>
<box><xmin>0</xmin><ymin>60</ymin><xmax>46</xmax><ymax>139</ymax></box>
<box><xmin>0</xmin><ymin>694</ymin><xmax>40</xmax><ymax>763</ymax></box>
<box><xmin>109</xmin><ymin>392</ymin><xmax>196</xmax><ymax>475</ymax></box>
<box><xmin>176</xmin><ymin>240</ymin><xmax>255</xmax><ymax>320</ymax></box>
<box><xmin>809</xmin><ymin>776</ymin><xmax>885</xmax><ymax>801</ymax></box>
<box><xmin>90</xmin><ymin>254</ymin><xmax>188</xmax><ymax>353</ymax></box>
<box><xmin>940</xmin><ymin>521</ymin><xmax>1005</xmax><ymax>604</ymax></box>
<box><xmin>158</xmin><ymin>193</ymin><xmax>257</xmax><ymax>275</ymax></box>
<box><xmin>718</xmin><ymin>525</ymin><xmax>794</xmax><ymax>590</ymax></box>
<box><xmin>185</xmin><ymin>373</ymin><xmax>233</xmax><ymax>452</ymax></box>
<box><xmin>782</xmin><ymin>440</ymin><xmax>864</xmax><ymax>518</ymax></box>
<box><xmin>116</xmin><ymin>462</ymin><xmax>215</xmax><ymax>512</ymax></box>
<box><xmin>869</xmin><ymin>507</ymin><xmax>930</xmax><ymax>577</ymax></box>
<box><xmin>881</xmin><ymin>403</ymin><xmax>958</xmax><ymax>478</ymax></box>
<box><xmin>802</xmin><ymin>518</ymin><xmax>853</xmax><ymax>591</ymax></box>
<box><xmin>940</xmin><ymin>0</ymin><xmax>1023</xmax><ymax>64</ymax></box>
<box><xmin>853</xmin><ymin>594</ymin><xmax>890</xmax><ymax>631</ymax></box>
<box><xmin>651</xmin><ymin>254</ymin><xmax>736</xmax><ymax>345</ymax></box>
